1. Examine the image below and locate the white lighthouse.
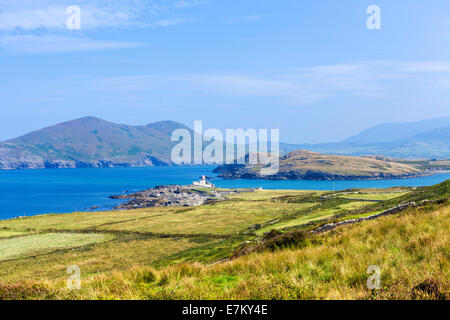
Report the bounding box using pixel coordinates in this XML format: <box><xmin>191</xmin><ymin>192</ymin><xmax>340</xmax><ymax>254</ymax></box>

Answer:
<box><xmin>192</xmin><ymin>175</ymin><xmax>215</xmax><ymax>188</ymax></box>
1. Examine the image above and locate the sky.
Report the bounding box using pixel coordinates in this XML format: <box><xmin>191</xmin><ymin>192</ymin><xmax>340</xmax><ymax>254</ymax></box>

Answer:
<box><xmin>1</xmin><ymin>0</ymin><xmax>450</xmax><ymax>143</ymax></box>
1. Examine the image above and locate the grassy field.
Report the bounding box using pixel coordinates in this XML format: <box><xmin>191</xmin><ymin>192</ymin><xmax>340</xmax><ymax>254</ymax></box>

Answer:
<box><xmin>0</xmin><ymin>181</ymin><xmax>448</xmax><ymax>300</ymax></box>
<box><xmin>0</xmin><ymin>229</ymin><xmax>31</xmax><ymax>238</ymax></box>
<box><xmin>336</xmin><ymin>192</ymin><xmax>409</xmax><ymax>201</ymax></box>
<box><xmin>0</xmin><ymin>190</ymin><xmax>331</xmax><ymax>283</ymax></box>
<box><xmin>0</xmin><ymin>233</ymin><xmax>113</xmax><ymax>261</ymax></box>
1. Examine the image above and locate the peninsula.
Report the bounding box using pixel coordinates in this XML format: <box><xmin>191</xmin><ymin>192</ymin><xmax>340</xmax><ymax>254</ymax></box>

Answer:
<box><xmin>213</xmin><ymin>150</ymin><xmax>433</xmax><ymax>180</ymax></box>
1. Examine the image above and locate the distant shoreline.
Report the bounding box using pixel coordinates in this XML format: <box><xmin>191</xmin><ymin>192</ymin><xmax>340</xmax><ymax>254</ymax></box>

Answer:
<box><xmin>1</xmin><ymin>167</ymin><xmax>449</xmax><ymax>221</ymax></box>
<box><xmin>1</xmin><ymin>164</ymin><xmax>445</xmax><ymax>181</ymax></box>
<box><xmin>214</xmin><ymin>169</ymin><xmax>444</xmax><ymax>181</ymax></box>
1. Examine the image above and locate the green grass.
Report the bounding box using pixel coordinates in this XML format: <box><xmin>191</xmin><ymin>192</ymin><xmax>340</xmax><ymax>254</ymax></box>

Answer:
<box><xmin>225</xmin><ymin>190</ymin><xmax>320</xmax><ymax>201</ymax></box>
<box><xmin>0</xmin><ymin>229</ymin><xmax>33</xmax><ymax>239</ymax></box>
<box><xmin>154</xmin><ymin>236</ymin><xmax>251</xmax><ymax>267</ymax></box>
<box><xmin>22</xmin><ymin>202</ymin><xmax>448</xmax><ymax>300</ymax></box>
<box><xmin>0</xmin><ymin>233</ymin><xmax>114</xmax><ymax>261</ymax></box>
<box><xmin>96</xmin><ymin>200</ymin><xmax>317</xmax><ymax>235</ymax></box>
<box><xmin>255</xmin><ymin>201</ymin><xmax>369</xmax><ymax>235</ymax></box>
<box><xmin>337</xmin><ymin>192</ymin><xmax>408</xmax><ymax>201</ymax></box>
<box><xmin>0</xmin><ymin>188</ymin><xmax>357</xmax><ymax>283</ymax></box>
<box><xmin>0</xmin><ymin>181</ymin><xmax>448</xmax><ymax>300</ymax></box>
<box><xmin>0</xmin><ymin>235</ymin><xmax>208</xmax><ymax>282</ymax></box>
<box><xmin>0</xmin><ymin>208</ymin><xmax>176</xmax><ymax>232</ymax></box>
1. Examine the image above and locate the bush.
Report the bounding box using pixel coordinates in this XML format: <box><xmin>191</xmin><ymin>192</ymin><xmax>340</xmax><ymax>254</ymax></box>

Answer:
<box><xmin>0</xmin><ymin>283</ymin><xmax>53</xmax><ymax>300</ymax></box>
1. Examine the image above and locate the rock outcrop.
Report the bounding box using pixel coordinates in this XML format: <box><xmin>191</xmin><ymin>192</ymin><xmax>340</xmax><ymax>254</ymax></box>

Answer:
<box><xmin>110</xmin><ymin>185</ymin><xmax>235</xmax><ymax>209</ymax></box>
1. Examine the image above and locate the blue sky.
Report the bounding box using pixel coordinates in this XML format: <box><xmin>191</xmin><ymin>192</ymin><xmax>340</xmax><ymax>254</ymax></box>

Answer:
<box><xmin>1</xmin><ymin>0</ymin><xmax>450</xmax><ymax>143</ymax></box>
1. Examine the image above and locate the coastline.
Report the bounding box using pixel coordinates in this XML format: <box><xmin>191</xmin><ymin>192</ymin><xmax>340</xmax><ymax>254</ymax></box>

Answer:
<box><xmin>215</xmin><ymin>169</ymin><xmax>441</xmax><ymax>181</ymax></box>
<box><xmin>1</xmin><ymin>167</ymin><xmax>450</xmax><ymax>221</ymax></box>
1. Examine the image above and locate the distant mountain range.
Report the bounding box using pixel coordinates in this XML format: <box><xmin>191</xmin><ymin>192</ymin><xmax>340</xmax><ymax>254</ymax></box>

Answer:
<box><xmin>280</xmin><ymin>117</ymin><xmax>450</xmax><ymax>159</ymax></box>
<box><xmin>0</xmin><ymin>116</ymin><xmax>449</xmax><ymax>169</ymax></box>
<box><xmin>343</xmin><ymin>117</ymin><xmax>450</xmax><ymax>145</ymax></box>
<box><xmin>0</xmin><ymin>116</ymin><xmax>191</xmax><ymax>169</ymax></box>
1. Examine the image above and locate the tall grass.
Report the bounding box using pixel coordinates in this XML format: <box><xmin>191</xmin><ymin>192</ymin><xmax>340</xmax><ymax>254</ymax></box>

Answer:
<box><xmin>40</xmin><ymin>203</ymin><xmax>448</xmax><ymax>300</ymax></box>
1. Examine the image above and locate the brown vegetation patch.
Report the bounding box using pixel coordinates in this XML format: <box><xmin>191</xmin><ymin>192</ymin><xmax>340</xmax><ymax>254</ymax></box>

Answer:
<box><xmin>0</xmin><ymin>283</ymin><xmax>54</xmax><ymax>300</ymax></box>
<box><xmin>411</xmin><ymin>279</ymin><xmax>447</xmax><ymax>300</ymax></box>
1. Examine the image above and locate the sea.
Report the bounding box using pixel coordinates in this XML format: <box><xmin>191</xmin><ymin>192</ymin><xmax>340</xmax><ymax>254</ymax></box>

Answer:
<box><xmin>0</xmin><ymin>165</ymin><xmax>449</xmax><ymax>220</ymax></box>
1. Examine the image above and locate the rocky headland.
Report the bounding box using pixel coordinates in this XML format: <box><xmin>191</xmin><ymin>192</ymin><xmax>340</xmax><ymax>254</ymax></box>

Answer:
<box><xmin>110</xmin><ymin>185</ymin><xmax>238</xmax><ymax>209</ymax></box>
<box><xmin>213</xmin><ymin>150</ymin><xmax>432</xmax><ymax>181</ymax></box>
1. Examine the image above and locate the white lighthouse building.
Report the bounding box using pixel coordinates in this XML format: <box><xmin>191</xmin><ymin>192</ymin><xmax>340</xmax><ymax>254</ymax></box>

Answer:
<box><xmin>192</xmin><ymin>175</ymin><xmax>215</xmax><ymax>188</ymax></box>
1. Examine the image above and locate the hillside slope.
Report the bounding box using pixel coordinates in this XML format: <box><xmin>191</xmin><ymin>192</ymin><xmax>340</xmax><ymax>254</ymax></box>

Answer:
<box><xmin>0</xmin><ymin>117</ymin><xmax>191</xmax><ymax>169</ymax></box>
<box><xmin>0</xmin><ymin>180</ymin><xmax>447</xmax><ymax>300</ymax></box>
<box><xmin>81</xmin><ymin>203</ymin><xmax>448</xmax><ymax>300</ymax></box>
<box><xmin>214</xmin><ymin>150</ymin><xmax>425</xmax><ymax>180</ymax></box>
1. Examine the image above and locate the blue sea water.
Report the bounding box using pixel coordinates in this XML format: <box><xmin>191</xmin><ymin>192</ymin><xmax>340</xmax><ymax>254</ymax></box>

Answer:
<box><xmin>0</xmin><ymin>166</ymin><xmax>449</xmax><ymax>220</ymax></box>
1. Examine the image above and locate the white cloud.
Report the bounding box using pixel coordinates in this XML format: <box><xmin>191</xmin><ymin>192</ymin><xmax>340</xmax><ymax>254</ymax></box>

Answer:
<box><xmin>399</xmin><ymin>61</ymin><xmax>450</xmax><ymax>73</ymax></box>
<box><xmin>79</xmin><ymin>61</ymin><xmax>450</xmax><ymax>106</ymax></box>
<box><xmin>0</xmin><ymin>0</ymin><xmax>202</xmax><ymax>53</ymax></box>
<box><xmin>174</xmin><ymin>70</ymin><xmax>383</xmax><ymax>105</ymax></box>
<box><xmin>152</xmin><ymin>18</ymin><xmax>189</xmax><ymax>27</ymax></box>
<box><xmin>5</xmin><ymin>60</ymin><xmax>449</xmax><ymax>105</ymax></box>
<box><xmin>173</xmin><ymin>0</ymin><xmax>209</xmax><ymax>9</ymax></box>
<box><xmin>0</xmin><ymin>5</ymin><xmax>66</xmax><ymax>31</ymax></box>
<box><xmin>298</xmin><ymin>64</ymin><xmax>365</xmax><ymax>75</ymax></box>
<box><xmin>0</xmin><ymin>0</ymin><xmax>202</xmax><ymax>31</ymax></box>
<box><xmin>0</xmin><ymin>35</ymin><xmax>144</xmax><ymax>53</ymax></box>
<box><xmin>227</xmin><ymin>15</ymin><xmax>262</xmax><ymax>24</ymax></box>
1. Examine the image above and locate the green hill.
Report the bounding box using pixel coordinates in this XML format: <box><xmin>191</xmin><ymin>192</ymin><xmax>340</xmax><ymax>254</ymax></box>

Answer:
<box><xmin>0</xmin><ymin>117</ymin><xmax>191</xmax><ymax>169</ymax></box>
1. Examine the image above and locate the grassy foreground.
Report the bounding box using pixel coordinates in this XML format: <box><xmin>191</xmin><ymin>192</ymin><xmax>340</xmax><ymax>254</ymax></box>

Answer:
<box><xmin>0</xmin><ymin>181</ymin><xmax>448</xmax><ymax>300</ymax></box>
